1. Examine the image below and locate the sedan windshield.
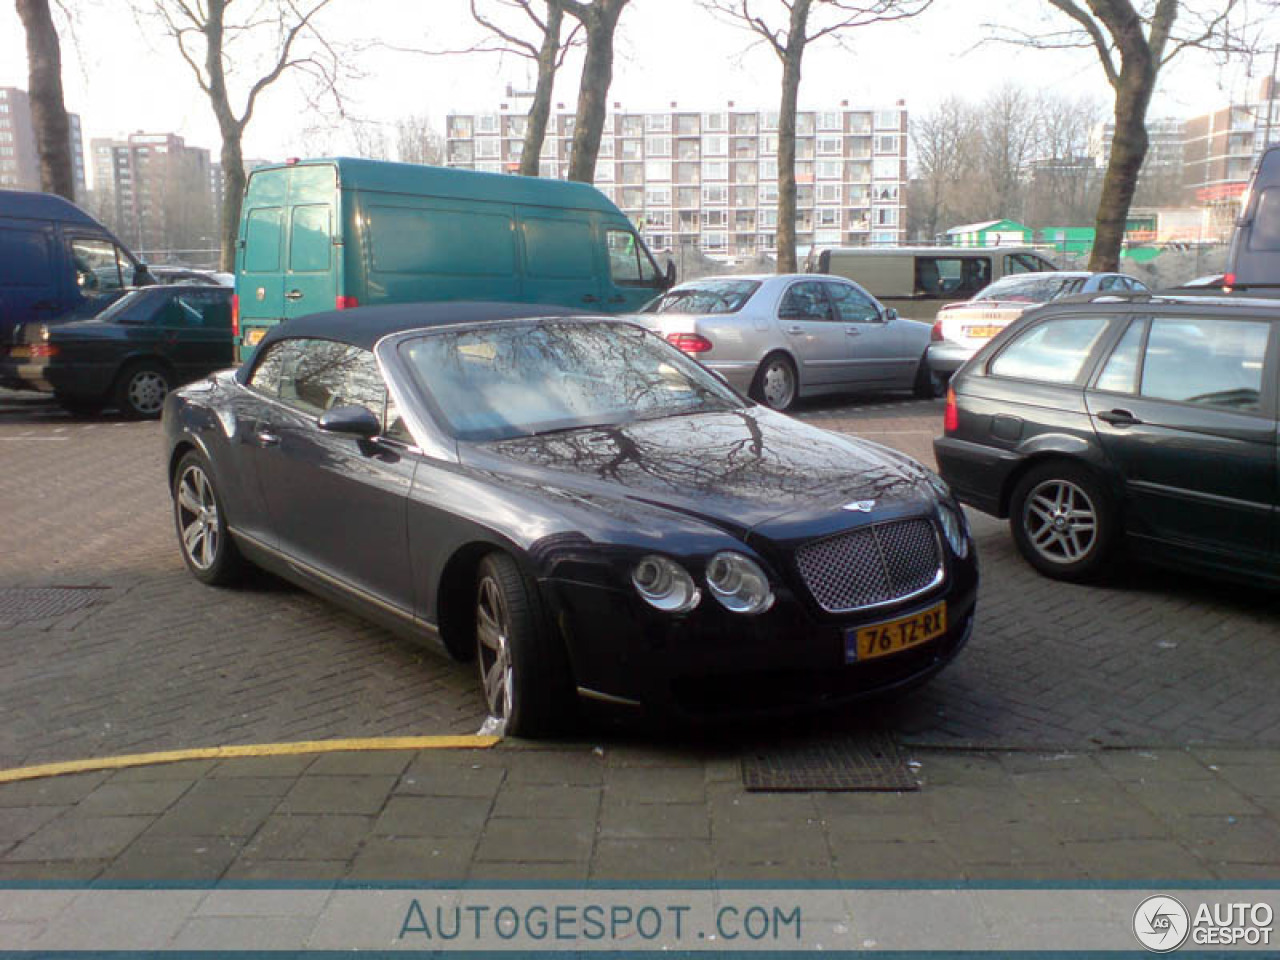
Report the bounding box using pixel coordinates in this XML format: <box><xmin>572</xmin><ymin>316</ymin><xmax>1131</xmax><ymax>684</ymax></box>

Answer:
<box><xmin>972</xmin><ymin>274</ymin><xmax>1084</xmax><ymax>303</ymax></box>
<box><xmin>653</xmin><ymin>280</ymin><xmax>761</xmax><ymax>315</ymax></box>
<box><xmin>401</xmin><ymin>321</ymin><xmax>743</xmax><ymax>441</ymax></box>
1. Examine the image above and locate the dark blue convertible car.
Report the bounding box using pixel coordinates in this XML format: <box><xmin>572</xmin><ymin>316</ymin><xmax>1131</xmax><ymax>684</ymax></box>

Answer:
<box><xmin>162</xmin><ymin>302</ymin><xmax>978</xmax><ymax>735</ymax></box>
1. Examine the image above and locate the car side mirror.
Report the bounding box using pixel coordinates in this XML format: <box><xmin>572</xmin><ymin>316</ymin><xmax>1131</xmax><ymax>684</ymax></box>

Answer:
<box><xmin>134</xmin><ymin>264</ymin><xmax>154</xmax><ymax>287</ymax></box>
<box><xmin>884</xmin><ymin>307</ymin><xmax>898</xmax><ymax>322</ymax></box>
<box><xmin>664</xmin><ymin>260</ymin><xmax>677</xmax><ymax>290</ymax></box>
<box><xmin>318</xmin><ymin>404</ymin><xmax>381</xmax><ymax>438</ymax></box>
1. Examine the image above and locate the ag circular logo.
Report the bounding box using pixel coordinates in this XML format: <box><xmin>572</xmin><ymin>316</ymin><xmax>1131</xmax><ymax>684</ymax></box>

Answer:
<box><xmin>1134</xmin><ymin>895</ymin><xmax>1190</xmax><ymax>952</ymax></box>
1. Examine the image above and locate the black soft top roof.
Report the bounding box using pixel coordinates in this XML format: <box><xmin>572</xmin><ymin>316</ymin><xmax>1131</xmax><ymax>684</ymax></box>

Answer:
<box><xmin>247</xmin><ymin>300</ymin><xmax>593</xmax><ymax>358</ymax></box>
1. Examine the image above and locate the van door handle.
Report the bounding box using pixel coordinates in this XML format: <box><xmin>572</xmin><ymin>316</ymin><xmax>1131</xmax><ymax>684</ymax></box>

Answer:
<box><xmin>284</xmin><ymin>290</ymin><xmax>304</xmax><ymax>301</ymax></box>
<box><xmin>1097</xmin><ymin>408</ymin><xmax>1142</xmax><ymax>427</ymax></box>
<box><xmin>607</xmin><ymin>295</ymin><xmax>626</xmax><ymax>304</ymax></box>
<box><xmin>581</xmin><ymin>295</ymin><xmax>600</xmax><ymax>304</ymax></box>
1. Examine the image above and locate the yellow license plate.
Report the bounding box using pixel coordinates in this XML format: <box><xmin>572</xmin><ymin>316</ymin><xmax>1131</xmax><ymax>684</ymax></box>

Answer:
<box><xmin>962</xmin><ymin>324</ymin><xmax>1003</xmax><ymax>339</ymax></box>
<box><xmin>8</xmin><ymin>346</ymin><xmax>31</xmax><ymax>358</ymax></box>
<box><xmin>848</xmin><ymin>602</ymin><xmax>947</xmax><ymax>662</ymax></box>
<box><xmin>245</xmin><ymin>328</ymin><xmax>266</xmax><ymax>346</ymax></box>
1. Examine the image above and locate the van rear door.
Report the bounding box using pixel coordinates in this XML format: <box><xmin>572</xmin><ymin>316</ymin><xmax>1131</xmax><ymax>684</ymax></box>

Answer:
<box><xmin>282</xmin><ymin>165</ymin><xmax>338</xmax><ymax>320</ymax></box>
<box><xmin>0</xmin><ymin>220</ymin><xmax>58</xmax><ymax>340</ymax></box>
<box><xmin>238</xmin><ymin>168</ymin><xmax>288</xmax><ymax>353</ymax></box>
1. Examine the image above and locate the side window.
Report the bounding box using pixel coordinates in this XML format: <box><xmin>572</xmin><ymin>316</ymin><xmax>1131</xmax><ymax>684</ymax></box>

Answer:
<box><xmin>70</xmin><ymin>237</ymin><xmax>124</xmax><ymax>292</ymax></box>
<box><xmin>1098</xmin><ymin>275</ymin><xmax>1121</xmax><ymax>291</ymax></box>
<box><xmin>989</xmin><ymin>315</ymin><xmax>1110</xmax><ymax>384</ymax></box>
<box><xmin>155</xmin><ymin>292</ymin><xmax>231</xmax><ymax>328</ymax></box>
<box><xmin>1140</xmin><ymin>317</ymin><xmax>1270</xmax><ymax>412</ymax></box>
<box><xmin>522</xmin><ymin>217</ymin><xmax>594</xmax><ymax>279</ymax></box>
<box><xmin>277</xmin><ymin>339</ymin><xmax>401</xmax><ymax>434</ymax></box>
<box><xmin>779</xmin><ymin>281</ymin><xmax>833</xmax><ymax>321</ymax></box>
<box><xmin>244</xmin><ymin>208</ymin><xmax>283</xmax><ymax>273</ymax></box>
<box><xmin>0</xmin><ymin>229</ymin><xmax>53</xmax><ymax>287</ymax></box>
<box><xmin>153</xmin><ymin>295</ymin><xmax>202</xmax><ymax>328</ymax></box>
<box><xmin>605</xmin><ymin>228</ymin><xmax>661</xmax><ymax>286</ymax></box>
<box><xmin>1129</xmin><ymin>277</ymin><xmax>1149</xmax><ymax>292</ymax></box>
<box><xmin>825</xmin><ymin>282</ymin><xmax>880</xmax><ymax>323</ymax></box>
<box><xmin>1004</xmin><ymin>253</ymin><xmax>1043</xmax><ymax>275</ymax></box>
<box><xmin>1248</xmin><ymin>188</ymin><xmax>1280</xmax><ymax>252</ymax></box>
<box><xmin>1095</xmin><ymin>319</ymin><xmax>1146</xmax><ymax>394</ymax></box>
<box><xmin>289</xmin><ymin>204</ymin><xmax>332</xmax><ymax>273</ymax></box>
<box><xmin>247</xmin><ymin>341</ymin><xmax>287</xmax><ymax>396</ymax></box>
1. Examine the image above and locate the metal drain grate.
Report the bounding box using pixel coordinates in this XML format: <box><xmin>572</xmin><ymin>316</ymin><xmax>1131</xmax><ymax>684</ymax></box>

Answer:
<box><xmin>0</xmin><ymin>587</ymin><xmax>108</xmax><ymax>625</ymax></box>
<box><xmin>741</xmin><ymin>730</ymin><xmax>920</xmax><ymax>792</ymax></box>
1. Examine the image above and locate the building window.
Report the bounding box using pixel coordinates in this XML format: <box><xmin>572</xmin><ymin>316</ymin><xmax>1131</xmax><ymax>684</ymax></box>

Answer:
<box><xmin>645</xmin><ymin>159</ymin><xmax>671</xmax><ymax>181</ymax></box>
<box><xmin>759</xmin><ymin>158</ymin><xmax>778</xmax><ymax>180</ymax></box>
<box><xmin>817</xmin><ymin>182</ymin><xmax>841</xmax><ymax>204</ymax></box>
<box><xmin>646</xmin><ymin>136</ymin><xmax>670</xmax><ymax>156</ymax></box>
<box><xmin>645</xmin><ymin>114</ymin><xmax>671</xmax><ymax>133</ymax></box>
<box><xmin>702</xmin><ymin>230</ymin><xmax>727</xmax><ymax>248</ymax></box>
<box><xmin>620</xmin><ymin>138</ymin><xmax>643</xmax><ymax>160</ymax></box>
<box><xmin>818</xmin><ymin>112</ymin><xmax>841</xmax><ymax>131</ymax></box>
<box><xmin>816</xmin><ymin>160</ymin><xmax>842</xmax><ymax>180</ymax></box>
<box><xmin>817</xmin><ymin>208</ymin><xmax>840</xmax><ymax>227</ymax></box>
<box><xmin>702</xmin><ymin>209</ymin><xmax>726</xmax><ymax>228</ymax></box>
<box><xmin>816</xmin><ymin>136</ymin><xmax>841</xmax><ymax>155</ymax></box>
<box><xmin>874</xmin><ymin>110</ymin><xmax>901</xmax><ymax>130</ymax></box>
<box><xmin>873</xmin><ymin>157</ymin><xmax>900</xmax><ymax>180</ymax></box>
<box><xmin>703</xmin><ymin>112</ymin><xmax>727</xmax><ymax>132</ymax></box>
<box><xmin>759</xmin><ymin>183</ymin><xmax>778</xmax><ymax>205</ymax></box>
<box><xmin>702</xmin><ymin>160</ymin><xmax>728</xmax><ymax>180</ymax></box>
<box><xmin>796</xmin><ymin>113</ymin><xmax>815</xmax><ymax>136</ymax></box>
<box><xmin>703</xmin><ymin>135</ymin><xmax>727</xmax><ymax>156</ymax></box>
<box><xmin>876</xmin><ymin>134</ymin><xmax>899</xmax><ymax>154</ymax></box>
<box><xmin>475</xmin><ymin>138</ymin><xmax>499</xmax><ymax>159</ymax></box>
<box><xmin>874</xmin><ymin>207</ymin><xmax>899</xmax><ymax>226</ymax></box>
<box><xmin>702</xmin><ymin>184</ymin><xmax>728</xmax><ymax>205</ymax></box>
<box><xmin>676</xmin><ymin>114</ymin><xmax>700</xmax><ymax>136</ymax></box>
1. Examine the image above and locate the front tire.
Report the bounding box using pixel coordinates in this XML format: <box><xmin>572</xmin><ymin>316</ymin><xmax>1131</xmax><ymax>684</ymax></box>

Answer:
<box><xmin>173</xmin><ymin>451</ymin><xmax>245</xmax><ymax>586</ymax></box>
<box><xmin>474</xmin><ymin>552</ymin><xmax>573</xmax><ymax>738</ymax></box>
<box><xmin>115</xmin><ymin>361</ymin><xmax>171</xmax><ymax>420</ymax></box>
<box><xmin>1009</xmin><ymin>461</ymin><xmax>1116</xmax><ymax>582</ymax></box>
<box><xmin>749</xmin><ymin>353</ymin><xmax>798</xmax><ymax>411</ymax></box>
<box><xmin>55</xmin><ymin>393</ymin><xmax>104</xmax><ymax>417</ymax></box>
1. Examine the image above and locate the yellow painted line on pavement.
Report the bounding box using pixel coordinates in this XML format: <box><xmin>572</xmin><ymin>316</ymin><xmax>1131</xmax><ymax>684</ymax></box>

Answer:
<box><xmin>0</xmin><ymin>735</ymin><xmax>501</xmax><ymax>784</ymax></box>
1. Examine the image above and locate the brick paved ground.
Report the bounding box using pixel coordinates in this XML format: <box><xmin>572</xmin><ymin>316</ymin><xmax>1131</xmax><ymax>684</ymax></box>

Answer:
<box><xmin>1</xmin><ymin>744</ymin><xmax>1278</xmax><ymax>883</ymax></box>
<box><xmin>2</xmin><ymin>389</ymin><xmax>1279</xmax><ymax>772</ymax></box>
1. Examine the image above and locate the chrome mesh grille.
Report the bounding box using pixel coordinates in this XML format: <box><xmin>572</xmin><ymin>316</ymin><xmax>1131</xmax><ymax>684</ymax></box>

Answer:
<box><xmin>795</xmin><ymin>518</ymin><xmax>942</xmax><ymax>612</ymax></box>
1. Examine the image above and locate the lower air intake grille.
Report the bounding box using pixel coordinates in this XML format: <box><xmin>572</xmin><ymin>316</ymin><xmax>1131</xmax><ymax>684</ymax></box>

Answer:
<box><xmin>795</xmin><ymin>517</ymin><xmax>942</xmax><ymax>612</ymax></box>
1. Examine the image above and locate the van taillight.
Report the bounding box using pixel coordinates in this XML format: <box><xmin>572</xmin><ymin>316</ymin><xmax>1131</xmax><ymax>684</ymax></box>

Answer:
<box><xmin>666</xmin><ymin>332</ymin><xmax>713</xmax><ymax>353</ymax></box>
<box><xmin>931</xmin><ymin>320</ymin><xmax>944</xmax><ymax>341</ymax></box>
<box><xmin>231</xmin><ymin>294</ymin><xmax>239</xmax><ymax>338</ymax></box>
<box><xmin>944</xmin><ymin>387</ymin><xmax>959</xmax><ymax>433</ymax></box>
<box><xmin>335</xmin><ymin>296</ymin><xmax>359</xmax><ymax>310</ymax></box>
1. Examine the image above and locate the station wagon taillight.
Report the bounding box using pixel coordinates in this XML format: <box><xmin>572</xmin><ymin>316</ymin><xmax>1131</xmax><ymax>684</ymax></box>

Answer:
<box><xmin>231</xmin><ymin>294</ymin><xmax>239</xmax><ymax>338</ymax></box>
<box><xmin>335</xmin><ymin>296</ymin><xmax>359</xmax><ymax>310</ymax></box>
<box><xmin>944</xmin><ymin>387</ymin><xmax>959</xmax><ymax>433</ymax></box>
<box><xmin>666</xmin><ymin>332</ymin><xmax>713</xmax><ymax>353</ymax></box>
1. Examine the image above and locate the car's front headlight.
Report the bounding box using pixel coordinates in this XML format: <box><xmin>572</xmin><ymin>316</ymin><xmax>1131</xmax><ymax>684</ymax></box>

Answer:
<box><xmin>937</xmin><ymin>501</ymin><xmax>970</xmax><ymax>558</ymax></box>
<box><xmin>632</xmin><ymin>555</ymin><xmax>701</xmax><ymax>613</ymax></box>
<box><xmin>705</xmin><ymin>551</ymin><xmax>774</xmax><ymax>614</ymax></box>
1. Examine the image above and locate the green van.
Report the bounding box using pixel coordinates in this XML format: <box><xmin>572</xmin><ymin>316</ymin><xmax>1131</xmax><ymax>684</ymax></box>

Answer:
<box><xmin>234</xmin><ymin>158</ymin><xmax>673</xmax><ymax>357</ymax></box>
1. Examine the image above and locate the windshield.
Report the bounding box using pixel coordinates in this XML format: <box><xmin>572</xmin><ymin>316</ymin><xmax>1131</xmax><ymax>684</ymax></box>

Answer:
<box><xmin>653</xmin><ymin>279</ymin><xmax>761</xmax><ymax>315</ymax></box>
<box><xmin>401</xmin><ymin>321</ymin><xmax>743</xmax><ymax>442</ymax></box>
<box><xmin>971</xmin><ymin>274</ymin><xmax>1083</xmax><ymax>303</ymax></box>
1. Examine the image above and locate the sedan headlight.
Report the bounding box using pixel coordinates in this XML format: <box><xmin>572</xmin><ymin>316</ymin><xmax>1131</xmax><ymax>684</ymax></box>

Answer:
<box><xmin>705</xmin><ymin>551</ymin><xmax>775</xmax><ymax>614</ymax></box>
<box><xmin>632</xmin><ymin>555</ymin><xmax>700</xmax><ymax>613</ymax></box>
<box><xmin>937</xmin><ymin>501</ymin><xmax>970</xmax><ymax>558</ymax></box>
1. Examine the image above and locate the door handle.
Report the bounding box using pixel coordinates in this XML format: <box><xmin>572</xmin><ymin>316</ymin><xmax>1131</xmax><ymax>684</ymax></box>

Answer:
<box><xmin>607</xmin><ymin>295</ymin><xmax>626</xmax><ymax>304</ymax></box>
<box><xmin>284</xmin><ymin>290</ymin><xmax>303</xmax><ymax>301</ymax></box>
<box><xmin>253</xmin><ymin>430</ymin><xmax>281</xmax><ymax>446</ymax></box>
<box><xmin>845</xmin><ymin>326</ymin><xmax>862</xmax><ymax>336</ymax></box>
<box><xmin>785</xmin><ymin>326</ymin><xmax>804</xmax><ymax>335</ymax></box>
<box><xmin>1097</xmin><ymin>408</ymin><xmax>1142</xmax><ymax>427</ymax></box>
<box><xmin>581</xmin><ymin>294</ymin><xmax>600</xmax><ymax>304</ymax></box>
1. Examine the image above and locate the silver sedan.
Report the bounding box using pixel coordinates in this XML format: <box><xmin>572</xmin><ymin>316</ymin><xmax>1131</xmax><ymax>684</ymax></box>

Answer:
<box><xmin>634</xmin><ymin>273</ymin><xmax>934</xmax><ymax>410</ymax></box>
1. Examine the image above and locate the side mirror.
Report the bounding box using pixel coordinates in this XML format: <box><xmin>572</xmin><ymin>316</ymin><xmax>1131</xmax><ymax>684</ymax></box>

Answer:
<box><xmin>664</xmin><ymin>260</ymin><xmax>677</xmax><ymax>290</ymax></box>
<box><xmin>318</xmin><ymin>404</ymin><xmax>381</xmax><ymax>438</ymax></box>
<box><xmin>884</xmin><ymin>307</ymin><xmax>898</xmax><ymax>322</ymax></box>
<box><xmin>134</xmin><ymin>264</ymin><xmax>154</xmax><ymax>287</ymax></box>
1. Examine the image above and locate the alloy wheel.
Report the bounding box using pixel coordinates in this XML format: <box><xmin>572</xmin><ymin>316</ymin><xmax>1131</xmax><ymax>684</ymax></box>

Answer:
<box><xmin>176</xmin><ymin>464</ymin><xmax>220</xmax><ymax>570</ymax></box>
<box><xmin>476</xmin><ymin>574</ymin><xmax>515</xmax><ymax>720</ymax></box>
<box><xmin>762</xmin><ymin>360</ymin><xmax>795</xmax><ymax>409</ymax></box>
<box><xmin>1022</xmin><ymin>478</ymin><xmax>1097</xmax><ymax>564</ymax></box>
<box><xmin>127</xmin><ymin>370</ymin><xmax>168</xmax><ymax>416</ymax></box>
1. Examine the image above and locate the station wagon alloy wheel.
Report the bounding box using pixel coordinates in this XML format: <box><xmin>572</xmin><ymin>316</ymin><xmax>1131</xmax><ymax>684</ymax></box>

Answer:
<box><xmin>177</xmin><ymin>464</ymin><xmax>221</xmax><ymax>572</ymax></box>
<box><xmin>1022</xmin><ymin>478</ymin><xmax>1096</xmax><ymax>564</ymax></box>
<box><xmin>476</xmin><ymin>572</ymin><xmax>515</xmax><ymax>722</ymax></box>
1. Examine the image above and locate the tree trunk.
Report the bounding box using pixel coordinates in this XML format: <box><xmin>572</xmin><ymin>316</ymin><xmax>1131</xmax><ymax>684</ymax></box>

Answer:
<box><xmin>520</xmin><ymin>0</ymin><xmax>563</xmax><ymax>176</ymax></box>
<box><xmin>218</xmin><ymin>136</ymin><xmax>247</xmax><ymax>274</ymax></box>
<box><xmin>774</xmin><ymin>0</ymin><xmax>810</xmax><ymax>274</ymax></box>
<box><xmin>201</xmin><ymin>0</ymin><xmax>246</xmax><ymax>271</ymax></box>
<box><xmin>15</xmin><ymin>0</ymin><xmax>74</xmax><ymax>201</ymax></box>
<box><xmin>567</xmin><ymin>0</ymin><xmax>626</xmax><ymax>183</ymax></box>
<box><xmin>1091</xmin><ymin>59</ymin><xmax>1154</xmax><ymax>271</ymax></box>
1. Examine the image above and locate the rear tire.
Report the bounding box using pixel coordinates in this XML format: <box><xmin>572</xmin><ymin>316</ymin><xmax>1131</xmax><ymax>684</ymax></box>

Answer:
<box><xmin>173</xmin><ymin>450</ymin><xmax>246</xmax><ymax>586</ymax></box>
<box><xmin>1009</xmin><ymin>461</ymin><xmax>1116</xmax><ymax>582</ymax></box>
<box><xmin>115</xmin><ymin>361</ymin><xmax>171</xmax><ymax>420</ymax></box>
<box><xmin>913</xmin><ymin>356</ymin><xmax>945</xmax><ymax>399</ymax></box>
<box><xmin>474</xmin><ymin>552</ymin><xmax>575</xmax><ymax>738</ymax></box>
<box><xmin>749</xmin><ymin>353</ymin><xmax>798</xmax><ymax>411</ymax></box>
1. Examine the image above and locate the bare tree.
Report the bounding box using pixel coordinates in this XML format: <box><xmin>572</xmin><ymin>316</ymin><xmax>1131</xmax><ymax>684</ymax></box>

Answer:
<box><xmin>148</xmin><ymin>0</ymin><xmax>343</xmax><ymax>270</ymax></box>
<box><xmin>705</xmin><ymin>0</ymin><xmax>931</xmax><ymax>272</ymax></box>
<box><xmin>978</xmin><ymin>85</ymin><xmax>1042</xmax><ymax>220</ymax></box>
<box><xmin>561</xmin><ymin>0</ymin><xmax>629</xmax><ymax>183</ymax></box>
<box><xmin>998</xmin><ymin>1</ymin><xmax>1252</xmax><ymax>270</ymax></box>
<box><xmin>911</xmin><ymin>96</ymin><xmax>983</xmax><ymax>240</ymax></box>
<box><xmin>395</xmin><ymin>115</ymin><xmax>445</xmax><ymax>166</ymax></box>
<box><xmin>1025</xmin><ymin>93</ymin><xmax>1103</xmax><ymax>227</ymax></box>
<box><xmin>16</xmin><ymin>0</ymin><xmax>74</xmax><ymax>200</ymax></box>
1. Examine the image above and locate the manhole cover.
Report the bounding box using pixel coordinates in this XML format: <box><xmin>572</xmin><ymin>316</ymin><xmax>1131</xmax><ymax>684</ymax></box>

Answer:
<box><xmin>741</xmin><ymin>730</ymin><xmax>919</xmax><ymax>792</ymax></box>
<box><xmin>0</xmin><ymin>587</ymin><xmax>108</xmax><ymax>624</ymax></box>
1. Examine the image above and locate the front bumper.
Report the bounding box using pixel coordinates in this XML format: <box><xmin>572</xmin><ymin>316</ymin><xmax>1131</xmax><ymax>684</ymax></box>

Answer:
<box><xmin>704</xmin><ymin>360</ymin><xmax>757</xmax><ymax>394</ymax></box>
<box><xmin>541</xmin><ymin>552</ymin><xmax>978</xmax><ymax>723</ymax></box>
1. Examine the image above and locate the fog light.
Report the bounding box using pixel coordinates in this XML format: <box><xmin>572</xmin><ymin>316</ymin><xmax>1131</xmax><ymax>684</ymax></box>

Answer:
<box><xmin>632</xmin><ymin>555</ymin><xmax>700</xmax><ymax>613</ymax></box>
<box><xmin>705</xmin><ymin>551</ymin><xmax>774</xmax><ymax>614</ymax></box>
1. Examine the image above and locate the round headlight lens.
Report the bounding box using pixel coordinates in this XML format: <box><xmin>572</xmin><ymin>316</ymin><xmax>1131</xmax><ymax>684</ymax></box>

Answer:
<box><xmin>705</xmin><ymin>551</ymin><xmax>775</xmax><ymax>614</ymax></box>
<box><xmin>631</xmin><ymin>555</ymin><xmax>700</xmax><ymax>613</ymax></box>
<box><xmin>937</xmin><ymin>501</ymin><xmax>970</xmax><ymax>558</ymax></box>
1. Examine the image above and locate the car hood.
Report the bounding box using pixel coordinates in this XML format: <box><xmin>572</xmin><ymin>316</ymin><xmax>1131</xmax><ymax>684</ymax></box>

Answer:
<box><xmin>464</xmin><ymin>406</ymin><xmax>936</xmax><ymax>541</ymax></box>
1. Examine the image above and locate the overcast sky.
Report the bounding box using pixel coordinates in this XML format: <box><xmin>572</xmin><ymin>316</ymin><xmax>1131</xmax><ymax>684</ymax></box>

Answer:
<box><xmin>1</xmin><ymin>0</ymin><xmax>1275</xmax><ymax>186</ymax></box>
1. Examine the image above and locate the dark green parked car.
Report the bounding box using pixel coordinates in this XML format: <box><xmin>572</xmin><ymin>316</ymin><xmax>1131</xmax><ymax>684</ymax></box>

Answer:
<box><xmin>1</xmin><ymin>284</ymin><xmax>233</xmax><ymax>418</ymax></box>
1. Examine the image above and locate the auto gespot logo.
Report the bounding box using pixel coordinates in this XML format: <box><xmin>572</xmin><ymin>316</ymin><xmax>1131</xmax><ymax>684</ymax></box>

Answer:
<box><xmin>1134</xmin><ymin>895</ymin><xmax>1275</xmax><ymax>951</ymax></box>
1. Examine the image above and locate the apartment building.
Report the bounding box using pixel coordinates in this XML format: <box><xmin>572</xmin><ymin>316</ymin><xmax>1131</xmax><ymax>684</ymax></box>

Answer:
<box><xmin>0</xmin><ymin>86</ymin><xmax>87</xmax><ymax>200</ymax></box>
<box><xmin>90</xmin><ymin>131</ymin><xmax>213</xmax><ymax>255</ymax></box>
<box><xmin>445</xmin><ymin>99</ymin><xmax>909</xmax><ymax>258</ymax></box>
